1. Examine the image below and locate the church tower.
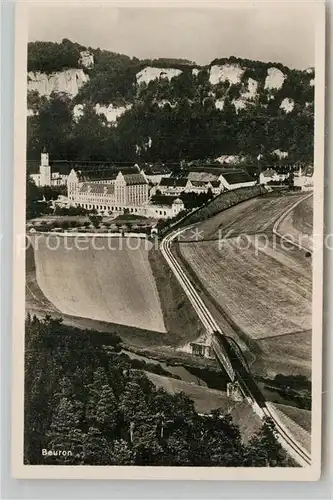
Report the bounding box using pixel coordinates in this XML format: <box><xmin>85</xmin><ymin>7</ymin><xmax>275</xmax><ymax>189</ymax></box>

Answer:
<box><xmin>67</xmin><ymin>169</ymin><xmax>80</xmax><ymax>201</ymax></box>
<box><xmin>115</xmin><ymin>171</ymin><xmax>127</xmax><ymax>207</ymax></box>
<box><xmin>39</xmin><ymin>147</ymin><xmax>51</xmax><ymax>186</ymax></box>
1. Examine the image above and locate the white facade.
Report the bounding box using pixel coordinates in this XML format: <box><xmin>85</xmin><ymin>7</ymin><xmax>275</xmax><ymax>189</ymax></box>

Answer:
<box><xmin>158</xmin><ymin>170</ymin><xmax>255</xmax><ymax>195</ymax></box>
<box><xmin>67</xmin><ymin>168</ymin><xmax>150</xmax><ymax>215</ymax></box>
<box><xmin>158</xmin><ymin>177</ymin><xmax>189</xmax><ymax>196</ymax></box>
<box><xmin>294</xmin><ymin>167</ymin><xmax>313</xmax><ymax>191</ymax></box>
<box><xmin>260</xmin><ymin>169</ymin><xmax>287</xmax><ymax>185</ymax></box>
<box><xmin>67</xmin><ymin>167</ymin><xmax>184</xmax><ymax>219</ymax></box>
<box><xmin>145</xmin><ymin>198</ymin><xmax>185</xmax><ymax>219</ymax></box>
<box><xmin>185</xmin><ymin>179</ymin><xmax>223</xmax><ymax>195</ymax></box>
<box><xmin>30</xmin><ymin>151</ymin><xmax>68</xmax><ymax>187</ymax></box>
<box><xmin>220</xmin><ymin>178</ymin><xmax>257</xmax><ymax>190</ymax></box>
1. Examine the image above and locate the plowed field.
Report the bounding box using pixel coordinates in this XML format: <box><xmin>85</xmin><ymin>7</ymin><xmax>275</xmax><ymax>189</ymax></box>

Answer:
<box><xmin>178</xmin><ymin>238</ymin><xmax>312</xmax><ymax>339</ymax></box>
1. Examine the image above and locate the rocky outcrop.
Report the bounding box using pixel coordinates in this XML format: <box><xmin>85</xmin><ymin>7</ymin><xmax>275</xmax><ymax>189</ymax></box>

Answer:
<box><xmin>215</xmin><ymin>98</ymin><xmax>225</xmax><ymax>110</ymax></box>
<box><xmin>264</xmin><ymin>67</ymin><xmax>285</xmax><ymax>90</ymax></box>
<box><xmin>280</xmin><ymin>97</ymin><xmax>294</xmax><ymax>113</ymax></box>
<box><xmin>136</xmin><ymin>66</ymin><xmax>182</xmax><ymax>85</ymax></box>
<box><xmin>73</xmin><ymin>102</ymin><xmax>133</xmax><ymax>125</ymax></box>
<box><xmin>79</xmin><ymin>50</ymin><xmax>94</xmax><ymax>69</ymax></box>
<box><xmin>209</xmin><ymin>64</ymin><xmax>244</xmax><ymax>85</ymax></box>
<box><xmin>27</xmin><ymin>69</ymin><xmax>89</xmax><ymax>98</ymax></box>
<box><xmin>94</xmin><ymin>103</ymin><xmax>132</xmax><ymax>123</ymax></box>
<box><xmin>273</xmin><ymin>149</ymin><xmax>288</xmax><ymax>159</ymax></box>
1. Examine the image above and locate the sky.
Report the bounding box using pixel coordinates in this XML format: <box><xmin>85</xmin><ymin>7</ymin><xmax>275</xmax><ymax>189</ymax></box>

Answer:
<box><xmin>28</xmin><ymin>3</ymin><xmax>315</xmax><ymax>70</ymax></box>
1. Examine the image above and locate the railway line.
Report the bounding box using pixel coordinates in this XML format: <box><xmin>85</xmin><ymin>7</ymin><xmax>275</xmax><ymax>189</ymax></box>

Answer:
<box><xmin>160</xmin><ymin>199</ymin><xmax>312</xmax><ymax>467</ymax></box>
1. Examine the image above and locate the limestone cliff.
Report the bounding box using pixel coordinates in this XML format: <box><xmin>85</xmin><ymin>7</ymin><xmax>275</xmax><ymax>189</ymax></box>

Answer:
<box><xmin>28</xmin><ymin>69</ymin><xmax>89</xmax><ymax>98</ymax></box>
<box><xmin>27</xmin><ymin>40</ymin><xmax>315</xmax><ymax>164</ymax></box>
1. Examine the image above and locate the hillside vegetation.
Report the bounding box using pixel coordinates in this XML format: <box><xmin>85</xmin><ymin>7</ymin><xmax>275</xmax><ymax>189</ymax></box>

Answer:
<box><xmin>27</xmin><ymin>40</ymin><xmax>314</xmax><ymax>166</ymax></box>
<box><xmin>24</xmin><ymin>315</ymin><xmax>292</xmax><ymax>466</ymax></box>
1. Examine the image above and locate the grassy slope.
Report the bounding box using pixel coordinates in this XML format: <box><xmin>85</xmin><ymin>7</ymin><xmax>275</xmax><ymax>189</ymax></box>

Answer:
<box><xmin>253</xmin><ymin>330</ymin><xmax>312</xmax><ymax>378</ymax></box>
<box><xmin>275</xmin><ymin>403</ymin><xmax>311</xmax><ymax>433</ymax></box>
<box><xmin>177</xmin><ymin>239</ymin><xmax>312</xmax><ymax>340</ymax></box>
<box><xmin>292</xmin><ymin>196</ymin><xmax>313</xmax><ymax>236</ymax></box>
<box><xmin>145</xmin><ymin>372</ymin><xmax>262</xmax><ymax>443</ymax></box>
<box><xmin>148</xmin><ymin>246</ymin><xmax>205</xmax><ymax>345</ymax></box>
<box><xmin>267</xmin><ymin>402</ymin><xmax>311</xmax><ymax>453</ymax></box>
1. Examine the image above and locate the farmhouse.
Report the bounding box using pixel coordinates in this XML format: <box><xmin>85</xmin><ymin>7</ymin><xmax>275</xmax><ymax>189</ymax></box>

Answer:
<box><xmin>146</xmin><ymin>197</ymin><xmax>185</xmax><ymax>219</ymax></box>
<box><xmin>30</xmin><ymin>149</ymin><xmax>68</xmax><ymax>187</ymax></box>
<box><xmin>143</xmin><ymin>164</ymin><xmax>171</xmax><ymax>185</ymax></box>
<box><xmin>186</xmin><ymin>166</ymin><xmax>256</xmax><ymax>191</ymax></box>
<box><xmin>185</xmin><ymin>179</ymin><xmax>222</xmax><ymax>195</ymax></box>
<box><xmin>157</xmin><ymin>167</ymin><xmax>256</xmax><ymax>196</ymax></box>
<box><xmin>158</xmin><ymin>177</ymin><xmax>189</xmax><ymax>195</ymax></box>
<box><xmin>219</xmin><ymin>171</ymin><xmax>257</xmax><ymax>190</ymax></box>
<box><xmin>259</xmin><ymin>168</ymin><xmax>287</xmax><ymax>185</ymax></box>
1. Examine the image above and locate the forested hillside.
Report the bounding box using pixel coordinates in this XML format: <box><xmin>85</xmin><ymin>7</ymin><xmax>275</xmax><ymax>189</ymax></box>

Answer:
<box><xmin>27</xmin><ymin>39</ymin><xmax>314</xmax><ymax>166</ymax></box>
<box><xmin>24</xmin><ymin>315</ymin><xmax>292</xmax><ymax>466</ymax></box>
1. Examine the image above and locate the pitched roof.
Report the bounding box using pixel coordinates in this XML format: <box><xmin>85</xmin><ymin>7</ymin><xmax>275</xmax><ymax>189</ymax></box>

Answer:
<box><xmin>123</xmin><ymin>173</ymin><xmax>148</xmax><ymax>185</ymax></box>
<box><xmin>187</xmin><ymin>171</ymin><xmax>219</xmax><ymax>183</ymax></box>
<box><xmin>187</xmin><ymin>165</ymin><xmax>243</xmax><ymax>175</ymax></box>
<box><xmin>82</xmin><ymin>170</ymin><xmax>118</xmax><ymax>181</ymax></box>
<box><xmin>150</xmin><ymin>195</ymin><xmax>178</xmax><ymax>206</ymax></box>
<box><xmin>302</xmin><ymin>166</ymin><xmax>314</xmax><ymax>176</ymax></box>
<box><xmin>262</xmin><ymin>168</ymin><xmax>277</xmax><ymax>177</ymax></box>
<box><xmin>173</xmin><ymin>198</ymin><xmax>184</xmax><ymax>205</ymax></box>
<box><xmin>190</xmin><ymin>180</ymin><xmax>210</xmax><ymax>187</ymax></box>
<box><xmin>222</xmin><ymin>171</ymin><xmax>255</xmax><ymax>185</ymax></box>
<box><xmin>79</xmin><ymin>183</ymin><xmax>115</xmax><ymax>195</ymax></box>
<box><xmin>143</xmin><ymin>165</ymin><xmax>171</xmax><ymax>175</ymax></box>
<box><xmin>159</xmin><ymin>177</ymin><xmax>188</xmax><ymax>187</ymax></box>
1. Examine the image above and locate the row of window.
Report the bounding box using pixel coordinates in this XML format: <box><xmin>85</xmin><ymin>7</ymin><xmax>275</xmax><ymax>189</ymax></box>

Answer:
<box><xmin>78</xmin><ymin>203</ymin><xmax>122</xmax><ymax>211</ymax></box>
<box><xmin>77</xmin><ymin>203</ymin><xmax>143</xmax><ymax>214</ymax></box>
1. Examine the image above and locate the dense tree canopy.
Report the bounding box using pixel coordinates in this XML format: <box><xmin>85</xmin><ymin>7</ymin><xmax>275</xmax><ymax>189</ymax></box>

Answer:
<box><xmin>28</xmin><ymin>39</ymin><xmax>84</xmax><ymax>73</ymax></box>
<box><xmin>24</xmin><ymin>315</ymin><xmax>293</xmax><ymax>467</ymax></box>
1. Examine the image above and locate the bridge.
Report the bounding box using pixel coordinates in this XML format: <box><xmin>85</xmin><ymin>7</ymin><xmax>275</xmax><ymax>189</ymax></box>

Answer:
<box><xmin>161</xmin><ymin>222</ymin><xmax>312</xmax><ymax>467</ymax></box>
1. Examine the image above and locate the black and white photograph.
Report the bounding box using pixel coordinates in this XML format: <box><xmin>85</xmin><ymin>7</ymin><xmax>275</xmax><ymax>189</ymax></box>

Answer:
<box><xmin>12</xmin><ymin>0</ymin><xmax>325</xmax><ymax>480</ymax></box>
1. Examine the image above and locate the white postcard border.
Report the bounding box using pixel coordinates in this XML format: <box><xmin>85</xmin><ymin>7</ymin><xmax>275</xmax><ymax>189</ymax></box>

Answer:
<box><xmin>11</xmin><ymin>0</ymin><xmax>325</xmax><ymax>481</ymax></box>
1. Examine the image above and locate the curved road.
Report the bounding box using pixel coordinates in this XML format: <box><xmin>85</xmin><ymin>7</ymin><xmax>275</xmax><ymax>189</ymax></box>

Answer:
<box><xmin>273</xmin><ymin>192</ymin><xmax>313</xmax><ymax>254</ymax></box>
<box><xmin>160</xmin><ymin>198</ymin><xmax>312</xmax><ymax>467</ymax></box>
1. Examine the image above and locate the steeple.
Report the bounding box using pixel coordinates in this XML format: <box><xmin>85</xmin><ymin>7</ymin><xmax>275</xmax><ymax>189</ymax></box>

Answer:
<box><xmin>40</xmin><ymin>149</ymin><xmax>51</xmax><ymax>186</ymax></box>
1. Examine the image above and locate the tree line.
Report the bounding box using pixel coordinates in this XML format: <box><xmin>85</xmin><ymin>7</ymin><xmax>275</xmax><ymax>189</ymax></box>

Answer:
<box><xmin>28</xmin><ymin>39</ymin><xmax>85</xmax><ymax>74</ymax></box>
<box><xmin>27</xmin><ymin>86</ymin><xmax>314</xmax><ymax>166</ymax></box>
<box><xmin>27</xmin><ymin>41</ymin><xmax>314</xmax><ymax>165</ymax></box>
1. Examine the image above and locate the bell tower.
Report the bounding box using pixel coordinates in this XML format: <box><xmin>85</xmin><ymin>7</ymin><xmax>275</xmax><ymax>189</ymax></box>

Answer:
<box><xmin>40</xmin><ymin>147</ymin><xmax>51</xmax><ymax>186</ymax></box>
